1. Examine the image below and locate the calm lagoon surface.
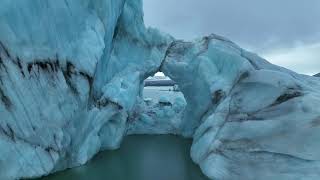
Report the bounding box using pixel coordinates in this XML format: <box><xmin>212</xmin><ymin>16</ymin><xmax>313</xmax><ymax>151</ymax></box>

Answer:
<box><xmin>39</xmin><ymin>135</ymin><xmax>209</xmax><ymax>180</ymax></box>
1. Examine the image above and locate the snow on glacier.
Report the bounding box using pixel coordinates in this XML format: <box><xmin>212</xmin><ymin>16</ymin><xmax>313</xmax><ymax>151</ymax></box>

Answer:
<box><xmin>1</xmin><ymin>0</ymin><xmax>320</xmax><ymax>180</ymax></box>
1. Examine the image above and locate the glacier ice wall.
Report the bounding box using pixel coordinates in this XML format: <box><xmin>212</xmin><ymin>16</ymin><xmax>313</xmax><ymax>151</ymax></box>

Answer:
<box><xmin>1</xmin><ymin>0</ymin><xmax>320</xmax><ymax>179</ymax></box>
<box><xmin>0</xmin><ymin>0</ymin><xmax>171</xmax><ymax>179</ymax></box>
<box><xmin>162</xmin><ymin>35</ymin><xmax>320</xmax><ymax>179</ymax></box>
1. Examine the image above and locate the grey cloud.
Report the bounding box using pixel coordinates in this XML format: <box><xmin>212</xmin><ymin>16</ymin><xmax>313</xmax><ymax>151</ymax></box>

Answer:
<box><xmin>143</xmin><ymin>0</ymin><xmax>320</xmax><ymax>52</ymax></box>
<box><xmin>143</xmin><ymin>0</ymin><xmax>320</xmax><ymax>74</ymax></box>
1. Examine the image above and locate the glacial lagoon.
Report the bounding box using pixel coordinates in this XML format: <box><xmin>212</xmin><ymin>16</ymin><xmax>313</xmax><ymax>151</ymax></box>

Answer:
<box><xmin>39</xmin><ymin>135</ymin><xmax>209</xmax><ymax>180</ymax></box>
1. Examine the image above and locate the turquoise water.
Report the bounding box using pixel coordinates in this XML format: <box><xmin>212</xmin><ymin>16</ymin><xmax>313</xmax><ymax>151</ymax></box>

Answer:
<box><xmin>39</xmin><ymin>135</ymin><xmax>209</xmax><ymax>180</ymax></box>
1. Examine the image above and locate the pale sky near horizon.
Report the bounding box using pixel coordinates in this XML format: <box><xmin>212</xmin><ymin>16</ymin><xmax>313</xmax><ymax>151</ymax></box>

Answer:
<box><xmin>143</xmin><ymin>0</ymin><xmax>320</xmax><ymax>75</ymax></box>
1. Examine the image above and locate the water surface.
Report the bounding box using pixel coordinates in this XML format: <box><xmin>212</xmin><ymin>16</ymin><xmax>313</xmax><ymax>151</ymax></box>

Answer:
<box><xmin>39</xmin><ymin>135</ymin><xmax>209</xmax><ymax>180</ymax></box>
<box><xmin>143</xmin><ymin>86</ymin><xmax>184</xmax><ymax>101</ymax></box>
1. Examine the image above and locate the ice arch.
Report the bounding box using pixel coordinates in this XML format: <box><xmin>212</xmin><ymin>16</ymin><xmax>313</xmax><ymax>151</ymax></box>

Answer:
<box><xmin>0</xmin><ymin>0</ymin><xmax>320</xmax><ymax>180</ymax></box>
<box><xmin>159</xmin><ymin>35</ymin><xmax>320</xmax><ymax>179</ymax></box>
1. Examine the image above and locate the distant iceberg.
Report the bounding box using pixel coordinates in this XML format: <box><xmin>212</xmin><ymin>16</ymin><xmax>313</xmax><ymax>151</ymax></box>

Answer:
<box><xmin>144</xmin><ymin>76</ymin><xmax>176</xmax><ymax>86</ymax></box>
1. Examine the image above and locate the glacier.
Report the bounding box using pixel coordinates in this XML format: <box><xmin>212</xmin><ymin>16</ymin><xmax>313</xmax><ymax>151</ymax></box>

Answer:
<box><xmin>1</xmin><ymin>0</ymin><xmax>320</xmax><ymax>179</ymax></box>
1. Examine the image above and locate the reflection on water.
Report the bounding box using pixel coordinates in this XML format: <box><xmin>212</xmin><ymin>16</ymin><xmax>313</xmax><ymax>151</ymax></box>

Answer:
<box><xmin>39</xmin><ymin>135</ymin><xmax>209</xmax><ymax>180</ymax></box>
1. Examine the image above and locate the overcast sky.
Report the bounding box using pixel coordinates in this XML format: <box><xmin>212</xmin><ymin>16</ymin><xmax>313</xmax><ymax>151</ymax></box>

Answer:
<box><xmin>143</xmin><ymin>0</ymin><xmax>320</xmax><ymax>75</ymax></box>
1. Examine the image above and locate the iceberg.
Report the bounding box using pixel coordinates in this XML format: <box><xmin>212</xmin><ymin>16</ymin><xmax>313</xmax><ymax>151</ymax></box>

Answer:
<box><xmin>0</xmin><ymin>0</ymin><xmax>320</xmax><ymax>179</ymax></box>
<box><xmin>163</xmin><ymin>36</ymin><xmax>320</xmax><ymax>179</ymax></box>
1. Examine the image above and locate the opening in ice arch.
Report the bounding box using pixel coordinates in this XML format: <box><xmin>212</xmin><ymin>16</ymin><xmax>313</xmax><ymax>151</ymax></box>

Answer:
<box><xmin>143</xmin><ymin>72</ymin><xmax>183</xmax><ymax>108</ymax></box>
<box><xmin>126</xmin><ymin>71</ymin><xmax>187</xmax><ymax>135</ymax></box>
